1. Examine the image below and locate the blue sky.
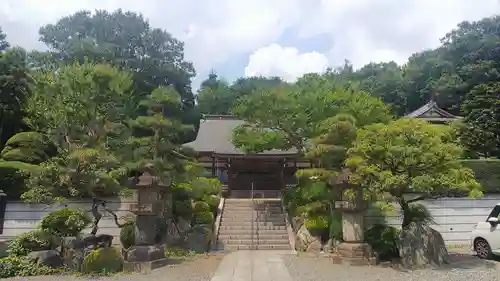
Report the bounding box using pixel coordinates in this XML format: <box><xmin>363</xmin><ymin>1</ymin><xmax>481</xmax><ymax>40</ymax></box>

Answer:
<box><xmin>1</xmin><ymin>0</ymin><xmax>500</xmax><ymax>89</ymax></box>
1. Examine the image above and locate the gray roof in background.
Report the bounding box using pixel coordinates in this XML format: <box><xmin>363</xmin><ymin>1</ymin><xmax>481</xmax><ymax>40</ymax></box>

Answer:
<box><xmin>404</xmin><ymin>100</ymin><xmax>461</xmax><ymax>119</ymax></box>
<box><xmin>184</xmin><ymin>115</ymin><xmax>297</xmax><ymax>155</ymax></box>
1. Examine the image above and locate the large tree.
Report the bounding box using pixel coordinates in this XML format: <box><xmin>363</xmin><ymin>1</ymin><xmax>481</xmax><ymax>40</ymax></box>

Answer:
<box><xmin>36</xmin><ymin>9</ymin><xmax>200</xmax><ymax>142</ymax></box>
<box><xmin>346</xmin><ymin>118</ymin><xmax>482</xmax><ymax>228</ymax></box>
<box><xmin>232</xmin><ymin>75</ymin><xmax>392</xmax><ymax>154</ymax></box>
<box><xmin>460</xmin><ymin>82</ymin><xmax>500</xmax><ymax>158</ymax></box>
<box><xmin>0</xmin><ymin>46</ymin><xmax>30</xmax><ymax>149</ymax></box>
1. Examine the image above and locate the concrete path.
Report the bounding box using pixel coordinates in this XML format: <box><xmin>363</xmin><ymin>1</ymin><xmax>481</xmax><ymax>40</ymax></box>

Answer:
<box><xmin>210</xmin><ymin>251</ymin><xmax>294</xmax><ymax>281</ymax></box>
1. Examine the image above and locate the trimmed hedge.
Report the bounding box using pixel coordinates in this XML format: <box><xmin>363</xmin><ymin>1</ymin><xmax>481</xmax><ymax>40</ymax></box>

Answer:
<box><xmin>82</xmin><ymin>247</ymin><xmax>123</xmax><ymax>274</ymax></box>
<box><xmin>40</xmin><ymin>208</ymin><xmax>91</xmax><ymax>237</ymax></box>
<box><xmin>461</xmin><ymin>159</ymin><xmax>500</xmax><ymax>193</ymax></box>
<box><xmin>7</xmin><ymin>230</ymin><xmax>59</xmax><ymax>256</ymax></box>
<box><xmin>0</xmin><ymin>132</ymin><xmax>56</xmax><ymax>164</ymax></box>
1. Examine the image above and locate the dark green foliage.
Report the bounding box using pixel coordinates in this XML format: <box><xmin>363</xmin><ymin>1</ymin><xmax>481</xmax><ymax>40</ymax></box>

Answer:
<box><xmin>0</xmin><ymin>161</ymin><xmax>36</xmax><ymax>199</ymax></box>
<box><xmin>7</xmin><ymin>230</ymin><xmax>59</xmax><ymax>256</ymax></box>
<box><xmin>462</xmin><ymin>159</ymin><xmax>500</xmax><ymax>192</ymax></box>
<box><xmin>192</xmin><ymin>201</ymin><xmax>210</xmax><ymax>213</ymax></box>
<box><xmin>82</xmin><ymin>247</ymin><xmax>123</xmax><ymax>274</ymax></box>
<box><xmin>0</xmin><ymin>132</ymin><xmax>57</xmax><ymax>164</ymax></box>
<box><xmin>192</xmin><ymin>212</ymin><xmax>214</xmax><ymax>226</ymax></box>
<box><xmin>0</xmin><ymin>46</ymin><xmax>30</xmax><ymax>150</ymax></box>
<box><xmin>174</xmin><ymin>200</ymin><xmax>193</xmax><ymax>219</ymax></box>
<box><xmin>202</xmin><ymin>195</ymin><xmax>220</xmax><ymax>212</ymax></box>
<box><xmin>0</xmin><ymin>256</ymin><xmax>57</xmax><ymax>278</ymax></box>
<box><xmin>365</xmin><ymin>224</ymin><xmax>400</xmax><ymax>261</ymax></box>
<box><xmin>119</xmin><ymin>222</ymin><xmax>135</xmax><ymax>249</ymax></box>
<box><xmin>40</xmin><ymin>208</ymin><xmax>91</xmax><ymax>237</ymax></box>
<box><xmin>404</xmin><ymin>203</ymin><xmax>435</xmax><ymax>226</ymax></box>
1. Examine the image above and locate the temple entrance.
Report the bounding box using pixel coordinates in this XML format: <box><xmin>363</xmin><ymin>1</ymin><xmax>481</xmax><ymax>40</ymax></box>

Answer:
<box><xmin>227</xmin><ymin>158</ymin><xmax>296</xmax><ymax>198</ymax></box>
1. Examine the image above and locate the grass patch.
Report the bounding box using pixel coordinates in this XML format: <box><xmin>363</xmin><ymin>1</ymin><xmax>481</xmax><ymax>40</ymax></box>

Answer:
<box><xmin>165</xmin><ymin>247</ymin><xmax>198</xmax><ymax>259</ymax></box>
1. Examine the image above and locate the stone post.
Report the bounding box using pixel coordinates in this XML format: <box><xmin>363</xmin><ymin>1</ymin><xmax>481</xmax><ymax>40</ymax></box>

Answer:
<box><xmin>123</xmin><ymin>168</ymin><xmax>170</xmax><ymax>273</ymax></box>
<box><xmin>333</xmin><ymin>186</ymin><xmax>377</xmax><ymax>265</ymax></box>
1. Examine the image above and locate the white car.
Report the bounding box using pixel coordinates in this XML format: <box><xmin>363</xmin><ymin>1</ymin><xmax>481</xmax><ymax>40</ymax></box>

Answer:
<box><xmin>471</xmin><ymin>203</ymin><xmax>500</xmax><ymax>259</ymax></box>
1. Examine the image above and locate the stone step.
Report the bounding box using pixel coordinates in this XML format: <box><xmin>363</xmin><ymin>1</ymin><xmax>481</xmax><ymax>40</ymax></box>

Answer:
<box><xmin>220</xmin><ymin>221</ymin><xmax>286</xmax><ymax>227</ymax></box>
<box><xmin>218</xmin><ymin>229</ymin><xmax>288</xmax><ymax>235</ymax></box>
<box><xmin>218</xmin><ymin>234</ymin><xmax>289</xmax><ymax>240</ymax></box>
<box><xmin>220</xmin><ymin>216</ymin><xmax>285</xmax><ymax>222</ymax></box>
<box><xmin>220</xmin><ymin>239</ymin><xmax>290</xmax><ymax>245</ymax></box>
<box><xmin>215</xmin><ymin>244</ymin><xmax>291</xmax><ymax>251</ymax></box>
<box><xmin>219</xmin><ymin>225</ymin><xmax>287</xmax><ymax>231</ymax></box>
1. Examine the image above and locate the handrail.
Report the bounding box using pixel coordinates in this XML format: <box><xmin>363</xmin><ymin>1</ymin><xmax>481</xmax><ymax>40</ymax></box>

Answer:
<box><xmin>251</xmin><ymin>182</ymin><xmax>255</xmax><ymax>249</ymax></box>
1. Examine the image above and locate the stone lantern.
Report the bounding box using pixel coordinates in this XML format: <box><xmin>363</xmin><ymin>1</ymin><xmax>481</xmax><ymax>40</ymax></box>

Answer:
<box><xmin>123</xmin><ymin>165</ymin><xmax>171</xmax><ymax>273</ymax></box>
<box><xmin>330</xmin><ymin>169</ymin><xmax>377</xmax><ymax>265</ymax></box>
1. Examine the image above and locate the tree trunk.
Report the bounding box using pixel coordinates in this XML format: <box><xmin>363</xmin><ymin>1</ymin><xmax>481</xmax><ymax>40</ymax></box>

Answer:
<box><xmin>399</xmin><ymin>197</ymin><xmax>411</xmax><ymax>229</ymax></box>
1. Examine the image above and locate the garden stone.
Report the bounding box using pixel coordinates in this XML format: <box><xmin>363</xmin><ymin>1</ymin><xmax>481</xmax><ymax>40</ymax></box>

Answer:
<box><xmin>397</xmin><ymin>222</ymin><xmax>451</xmax><ymax>269</ymax></box>
<box><xmin>295</xmin><ymin>224</ymin><xmax>322</xmax><ymax>252</ymax></box>
<box><xmin>28</xmin><ymin>250</ymin><xmax>63</xmax><ymax>268</ymax></box>
<box><xmin>185</xmin><ymin>225</ymin><xmax>212</xmax><ymax>253</ymax></box>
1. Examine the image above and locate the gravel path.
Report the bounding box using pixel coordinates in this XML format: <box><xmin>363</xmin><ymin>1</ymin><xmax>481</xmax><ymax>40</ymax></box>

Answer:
<box><xmin>283</xmin><ymin>252</ymin><xmax>500</xmax><ymax>281</ymax></box>
<box><xmin>3</xmin><ymin>253</ymin><xmax>224</xmax><ymax>281</ymax></box>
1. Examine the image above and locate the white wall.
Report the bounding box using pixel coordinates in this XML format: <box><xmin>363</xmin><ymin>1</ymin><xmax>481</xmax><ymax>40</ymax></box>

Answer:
<box><xmin>0</xmin><ymin>197</ymin><xmax>133</xmax><ymax>244</ymax></box>
<box><xmin>365</xmin><ymin>194</ymin><xmax>500</xmax><ymax>245</ymax></box>
<box><xmin>2</xmin><ymin>195</ymin><xmax>500</xmax><ymax>246</ymax></box>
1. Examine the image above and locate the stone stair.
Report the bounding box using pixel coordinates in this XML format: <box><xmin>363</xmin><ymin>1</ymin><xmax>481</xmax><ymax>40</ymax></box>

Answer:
<box><xmin>215</xmin><ymin>198</ymin><xmax>291</xmax><ymax>251</ymax></box>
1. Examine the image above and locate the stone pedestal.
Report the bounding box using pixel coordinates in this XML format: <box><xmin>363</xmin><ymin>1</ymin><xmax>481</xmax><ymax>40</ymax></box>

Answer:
<box><xmin>123</xmin><ymin>244</ymin><xmax>168</xmax><ymax>273</ymax></box>
<box><xmin>332</xmin><ymin>187</ymin><xmax>377</xmax><ymax>266</ymax></box>
<box><xmin>332</xmin><ymin>242</ymin><xmax>377</xmax><ymax>266</ymax></box>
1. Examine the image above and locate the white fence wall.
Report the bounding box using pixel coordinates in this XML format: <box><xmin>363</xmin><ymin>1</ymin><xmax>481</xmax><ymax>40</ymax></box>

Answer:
<box><xmin>365</xmin><ymin>194</ymin><xmax>500</xmax><ymax>246</ymax></box>
<box><xmin>0</xmin><ymin>197</ymin><xmax>133</xmax><ymax>244</ymax></box>
<box><xmin>2</xmin><ymin>195</ymin><xmax>500</xmax><ymax>246</ymax></box>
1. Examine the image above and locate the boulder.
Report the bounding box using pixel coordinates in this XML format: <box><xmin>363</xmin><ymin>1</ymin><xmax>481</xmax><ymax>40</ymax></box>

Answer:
<box><xmin>397</xmin><ymin>222</ymin><xmax>450</xmax><ymax>268</ymax></box>
<box><xmin>295</xmin><ymin>224</ymin><xmax>322</xmax><ymax>252</ymax></box>
<box><xmin>28</xmin><ymin>250</ymin><xmax>63</xmax><ymax>268</ymax></box>
<box><xmin>185</xmin><ymin>225</ymin><xmax>212</xmax><ymax>253</ymax></box>
<box><xmin>96</xmin><ymin>234</ymin><xmax>114</xmax><ymax>247</ymax></box>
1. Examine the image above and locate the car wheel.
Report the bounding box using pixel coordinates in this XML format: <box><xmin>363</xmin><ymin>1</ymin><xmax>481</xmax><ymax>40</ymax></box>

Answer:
<box><xmin>474</xmin><ymin>238</ymin><xmax>492</xmax><ymax>259</ymax></box>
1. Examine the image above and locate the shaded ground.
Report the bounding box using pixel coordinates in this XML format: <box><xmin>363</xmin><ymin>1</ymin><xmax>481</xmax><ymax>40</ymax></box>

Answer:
<box><xmin>284</xmin><ymin>251</ymin><xmax>500</xmax><ymax>281</ymax></box>
<box><xmin>3</xmin><ymin>253</ymin><xmax>224</xmax><ymax>281</ymax></box>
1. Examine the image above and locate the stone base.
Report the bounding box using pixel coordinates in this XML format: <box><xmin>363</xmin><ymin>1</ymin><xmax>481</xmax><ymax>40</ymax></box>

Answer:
<box><xmin>123</xmin><ymin>258</ymin><xmax>169</xmax><ymax>273</ymax></box>
<box><xmin>332</xmin><ymin>242</ymin><xmax>378</xmax><ymax>266</ymax></box>
<box><xmin>123</xmin><ymin>244</ymin><xmax>167</xmax><ymax>273</ymax></box>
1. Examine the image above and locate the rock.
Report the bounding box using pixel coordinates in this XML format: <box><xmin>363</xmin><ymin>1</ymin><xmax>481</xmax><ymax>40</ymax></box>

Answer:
<box><xmin>96</xmin><ymin>234</ymin><xmax>113</xmax><ymax>247</ymax></box>
<box><xmin>295</xmin><ymin>224</ymin><xmax>322</xmax><ymax>252</ymax></box>
<box><xmin>124</xmin><ymin>245</ymin><xmax>165</xmax><ymax>262</ymax></box>
<box><xmin>28</xmin><ymin>250</ymin><xmax>63</xmax><ymax>268</ymax></box>
<box><xmin>185</xmin><ymin>225</ymin><xmax>212</xmax><ymax>253</ymax></box>
<box><xmin>322</xmin><ymin>238</ymin><xmax>335</xmax><ymax>253</ymax></box>
<box><xmin>397</xmin><ymin>222</ymin><xmax>450</xmax><ymax>269</ymax></box>
<box><xmin>177</xmin><ymin>218</ymin><xmax>192</xmax><ymax>234</ymax></box>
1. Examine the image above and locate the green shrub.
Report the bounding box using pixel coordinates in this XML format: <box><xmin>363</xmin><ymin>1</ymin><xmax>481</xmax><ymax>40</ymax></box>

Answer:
<box><xmin>0</xmin><ymin>256</ymin><xmax>57</xmax><ymax>278</ymax></box>
<box><xmin>1</xmin><ymin>132</ymin><xmax>56</xmax><ymax>164</ymax></box>
<box><xmin>461</xmin><ymin>159</ymin><xmax>500</xmax><ymax>193</ymax></box>
<box><xmin>82</xmin><ymin>247</ymin><xmax>123</xmax><ymax>274</ymax></box>
<box><xmin>7</xmin><ymin>230</ymin><xmax>59</xmax><ymax>256</ymax></box>
<box><xmin>40</xmin><ymin>208</ymin><xmax>91</xmax><ymax>237</ymax></box>
<box><xmin>174</xmin><ymin>200</ymin><xmax>193</xmax><ymax>219</ymax></box>
<box><xmin>192</xmin><ymin>211</ymin><xmax>214</xmax><ymax>225</ymax></box>
<box><xmin>365</xmin><ymin>224</ymin><xmax>400</xmax><ymax>261</ymax></box>
<box><xmin>305</xmin><ymin>215</ymin><xmax>329</xmax><ymax>231</ymax></box>
<box><xmin>0</xmin><ymin>161</ymin><xmax>36</xmax><ymax>199</ymax></box>
<box><xmin>191</xmin><ymin>178</ymin><xmax>222</xmax><ymax>200</ymax></box>
<box><xmin>328</xmin><ymin>211</ymin><xmax>343</xmax><ymax>241</ymax></box>
<box><xmin>192</xmin><ymin>201</ymin><xmax>210</xmax><ymax>213</ymax></box>
<box><xmin>202</xmin><ymin>195</ymin><xmax>220</xmax><ymax>211</ymax></box>
<box><xmin>119</xmin><ymin>222</ymin><xmax>135</xmax><ymax>249</ymax></box>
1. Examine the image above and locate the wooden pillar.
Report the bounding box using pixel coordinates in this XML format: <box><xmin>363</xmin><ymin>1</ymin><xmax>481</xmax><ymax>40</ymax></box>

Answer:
<box><xmin>227</xmin><ymin>158</ymin><xmax>232</xmax><ymax>195</ymax></box>
<box><xmin>281</xmin><ymin>159</ymin><xmax>286</xmax><ymax>192</ymax></box>
<box><xmin>211</xmin><ymin>156</ymin><xmax>216</xmax><ymax>177</ymax></box>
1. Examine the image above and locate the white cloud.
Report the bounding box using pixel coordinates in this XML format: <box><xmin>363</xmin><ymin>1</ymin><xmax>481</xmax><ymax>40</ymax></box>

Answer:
<box><xmin>1</xmin><ymin>0</ymin><xmax>499</xmax><ymax>85</ymax></box>
<box><xmin>245</xmin><ymin>44</ymin><xmax>329</xmax><ymax>82</ymax></box>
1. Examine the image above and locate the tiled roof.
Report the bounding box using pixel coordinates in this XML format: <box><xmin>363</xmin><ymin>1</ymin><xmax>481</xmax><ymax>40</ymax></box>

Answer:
<box><xmin>183</xmin><ymin>115</ymin><xmax>297</xmax><ymax>155</ymax></box>
<box><xmin>404</xmin><ymin>100</ymin><xmax>461</xmax><ymax>119</ymax></box>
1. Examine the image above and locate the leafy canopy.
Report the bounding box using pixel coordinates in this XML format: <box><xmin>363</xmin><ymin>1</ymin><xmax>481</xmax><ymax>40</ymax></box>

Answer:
<box><xmin>346</xmin><ymin>118</ymin><xmax>482</xmax><ymax>201</ymax></box>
